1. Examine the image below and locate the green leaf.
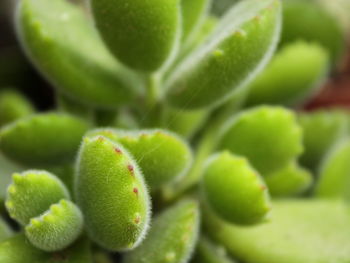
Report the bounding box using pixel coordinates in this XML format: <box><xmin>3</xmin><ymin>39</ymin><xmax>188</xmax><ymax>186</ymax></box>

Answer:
<box><xmin>163</xmin><ymin>108</ymin><xmax>208</xmax><ymax>139</ymax></box>
<box><xmin>281</xmin><ymin>0</ymin><xmax>345</xmax><ymax>64</ymax></box>
<box><xmin>75</xmin><ymin>136</ymin><xmax>151</xmax><ymax>251</ymax></box>
<box><xmin>0</xmin><ymin>153</ymin><xmax>24</xmax><ymax>209</ymax></box>
<box><xmin>16</xmin><ymin>0</ymin><xmax>138</xmax><ymax>108</ymax></box>
<box><xmin>165</xmin><ymin>0</ymin><xmax>281</xmax><ymax>109</ymax></box>
<box><xmin>205</xmin><ymin>200</ymin><xmax>350</xmax><ymax>263</ymax></box>
<box><xmin>191</xmin><ymin>236</ymin><xmax>237</xmax><ymax>263</ymax></box>
<box><xmin>181</xmin><ymin>0</ymin><xmax>211</xmax><ymax>45</ymax></box>
<box><xmin>218</xmin><ymin>106</ymin><xmax>303</xmax><ymax>174</ymax></box>
<box><xmin>0</xmin><ymin>113</ymin><xmax>89</xmax><ymax>166</ymax></box>
<box><xmin>87</xmin><ymin>129</ymin><xmax>193</xmax><ymax>190</ymax></box>
<box><xmin>5</xmin><ymin>170</ymin><xmax>70</xmax><ymax>226</ymax></box>
<box><xmin>264</xmin><ymin>162</ymin><xmax>313</xmax><ymax>197</ymax></box>
<box><xmin>202</xmin><ymin>152</ymin><xmax>270</xmax><ymax>225</ymax></box>
<box><xmin>315</xmin><ymin>138</ymin><xmax>350</xmax><ymax>201</ymax></box>
<box><xmin>25</xmin><ymin>200</ymin><xmax>83</xmax><ymax>252</ymax></box>
<box><xmin>124</xmin><ymin>200</ymin><xmax>200</xmax><ymax>263</ymax></box>
<box><xmin>245</xmin><ymin>41</ymin><xmax>329</xmax><ymax>106</ymax></box>
<box><xmin>0</xmin><ymin>89</ymin><xmax>34</xmax><ymax>128</ymax></box>
<box><xmin>299</xmin><ymin>110</ymin><xmax>349</xmax><ymax>170</ymax></box>
<box><xmin>0</xmin><ymin>234</ymin><xmax>92</xmax><ymax>263</ymax></box>
<box><xmin>0</xmin><ymin>218</ymin><xmax>12</xmax><ymax>242</ymax></box>
<box><xmin>90</xmin><ymin>0</ymin><xmax>181</xmax><ymax>72</ymax></box>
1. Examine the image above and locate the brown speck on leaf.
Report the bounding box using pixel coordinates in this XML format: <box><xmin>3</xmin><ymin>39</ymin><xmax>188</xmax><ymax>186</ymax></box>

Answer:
<box><xmin>133</xmin><ymin>187</ymin><xmax>139</xmax><ymax>195</ymax></box>
<box><xmin>114</xmin><ymin>148</ymin><xmax>122</xmax><ymax>154</ymax></box>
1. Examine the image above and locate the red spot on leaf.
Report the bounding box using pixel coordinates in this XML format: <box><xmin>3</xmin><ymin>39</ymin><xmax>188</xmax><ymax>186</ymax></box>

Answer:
<box><xmin>114</xmin><ymin>148</ymin><xmax>122</xmax><ymax>154</ymax></box>
<box><xmin>133</xmin><ymin>187</ymin><xmax>139</xmax><ymax>196</ymax></box>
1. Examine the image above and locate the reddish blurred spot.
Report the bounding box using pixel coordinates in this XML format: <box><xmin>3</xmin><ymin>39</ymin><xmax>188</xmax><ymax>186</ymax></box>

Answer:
<box><xmin>304</xmin><ymin>46</ymin><xmax>350</xmax><ymax>110</ymax></box>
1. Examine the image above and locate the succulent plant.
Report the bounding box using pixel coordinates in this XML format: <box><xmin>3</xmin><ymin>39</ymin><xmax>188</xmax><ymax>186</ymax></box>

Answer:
<box><xmin>0</xmin><ymin>0</ymin><xmax>349</xmax><ymax>262</ymax></box>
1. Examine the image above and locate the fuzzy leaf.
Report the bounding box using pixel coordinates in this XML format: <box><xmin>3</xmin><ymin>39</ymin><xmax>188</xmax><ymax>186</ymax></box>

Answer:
<box><xmin>87</xmin><ymin>129</ymin><xmax>193</xmax><ymax>190</ymax></box>
<box><xmin>0</xmin><ymin>234</ymin><xmax>92</xmax><ymax>263</ymax></box>
<box><xmin>124</xmin><ymin>200</ymin><xmax>200</xmax><ymax>263</ymax></box>
<box><xmin>191</xmin><ymin>236</ymin><xmax>237</xmax><ymax>263</ymax></box>
<box><xmin>17</xmin><ymin>0</ymin><xmax>137</xmax><ymax>108</ymax></box>
<box><xmin>75</xmin><ymin>136</ymin><xmax>151</xmax><ymax>251</ymax></box>
<box><xmin>5</xmin><ymin>170</ymin><xmax>70</xmax><ymax>226</ymax></box>
<box><xmin>205</xmin><ymin>200</ymin><xmax>350</xmax><ymax>263</ymax></box>
<box><xmin>315</xmin><ymin>139</ymin><xmax>350</xmax><ymax>201</ymax></box>
<box><xmin>218</xmin><ymin>106</ymin><xmax>303</xmax><ymax>174</ymax></box>
<box><xmin>90</xmin><ymin>0</ymin><xmax>181</xmax><ymax>72</ymax></box>
<box><xmin>0</xmin><ymin>153</ymin><xmax>24</xmax><ymax>208</ymax></box>
<box><xmin>202</xmin><ymin>152</ymin><xmax>270</xmax><ymax>225</ymax></box>
<box><xmin>264</xmin><ymin>162</ymin><xmax>313</xmax><ymax>197</ymax></box>
<box><xmin>163</xmin><ymin>109</ymin><xmax>208</xmax><ymax>139</ymax></box>
<box><xmin>246</xmin><ymin>41</ymin><xmax>329</xmax><ymax>106</ymax></box>
<box><xmin>0</xmin><ymin>218</ymin><xmax>12</xmax><ymax>242</ymax></box>
<box><xmin>0</xmin><ymin>113</ymin><xmax>89</xmax><ymax>166</ymax></box>
<box><xmin>165</xmin><ymin>0</ymin><xmax>281</xmax><ymax>109</ymax></box>
<box><xmin>25</xmin><ymin>199</ymin><xmax>83</xmax><ymax>252</ymax></box>
<box><xmin>0</xmin><ymin>89</ymin><xmax>34</xmax><ymax>127</ymax></box>
<box><xmin>299</xmin><ymin>110</ymin><xmax>349</xmax><ymax>170</ymax></box>
<box><xmin>181</xmin><ymin>0</ymin><xmax>211</xmax><ymax>45</ymax></box>
<box><xmin>281</xmin><ymin>0</ymin><xmax>345</xmax><ymax>63</ymax></box>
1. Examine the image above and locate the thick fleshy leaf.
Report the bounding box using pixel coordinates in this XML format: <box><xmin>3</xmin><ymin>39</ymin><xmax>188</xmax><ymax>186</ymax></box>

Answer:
<box><xmin>315</xmin><ymin>139</ymin><xmax>350</xmax><ymax>201</ymax></box>
<box><xmin>87</xmin><ymin>129</ymin><xmax>193</xmax><ymax>190</ymax></box>
<box><xmin>75</xmin><ymin>136</ymin><xmax>151</xmax><ymax>251</ymax></box>
<box><xmin>25</xmin><ymin>199</ymin><xmax>83</xmax><ymax>252</ymax></box>
<box><xmin>165</xmin><ymin>0</ymin><xmax>281</xmax><ymax>109</ymax></box>
<box><xmin>17</xmin><ymin>0</ymin><xmax>137</xmax><ymax>108</ymax></box>
<box><xmin>124</xmin><ymin>200</ymin><xmax>200</xmax><ymax>263</ymax></box>
<box><xmin>218</xmin><ymin>106</ymin><xmax>303</xmax><ymax>174</ymax></box>
<box><xmin>90</xmin><ymin>0</ymin><xmax>181</xmax><ymax>72</ymax></box>
<box><xmin>0</xmin><ymin>89</ymin><xmax>34</xmax><ymax>127</ymax></box>
<box><xmin>264</xmin><ymin>162</ymin><xmax>312</xmax><ymax>197</ymax></box>
<box><xmin>281</xmin><ymin>0</ymin><xmax>345</xmax><ymax>63</ymax></box>
<box><xmin>246</xmin><ymin>41</ymin><xmax>329</xmax><ymax>106</ymax></box>
<box><xmin>0</xmin><ymin>234</ymin><xmax>92</xmax><ymax>263</ymax></box>
<box><xmin>205</xmin><ymin>200</ymin><xmax>350</xmax><ymax>263</ymax></box>
<box><xmin>202</xmin><ymin>152</ymin><xmax>270</xmax><ymax>225</ymax></box>
<box><xmin>0</xmin><ymin>113</ymin><xmax>89</xmax><ymax>166</ymax></box>
<box><xmin>0</xmin><ymin>218</ymin><xmax>12</xmax><ymax>242</ymax></box>
<box><xmin>181</xmin><ymin>0</ymin><xmax>211</xmax><ymax>45</ymax></box>
<box><xmin>191</xmin><ymin>236</ymin><xmax>237</xmax><ymax>263</ymax></box>
<box><xmin>299</xmin><ymin>110</ymin><xmax>349</xmax><ymax>170</ymax></box>
<box><xmin>5</xmin><ymin>170</ymin><xmax>70</xmax><ymax>226</ymax></box>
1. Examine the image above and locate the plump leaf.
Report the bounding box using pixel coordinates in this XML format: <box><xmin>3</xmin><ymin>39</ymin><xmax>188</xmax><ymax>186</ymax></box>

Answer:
<box><xmin>281</xmin><ymin>0</ymin><xmax>345</xmax><ymax>63</ymax></box>
<box><xmin>75</xmin><ymin>136</ymin><xmax>151</xmax><ymax>251</ymax></box>
<box><xmin>315</xmin><ymin>139</ymin><xmax>350</xmax><ymax>201</ymax></box>
<box><xmin>0</xmin><ymin>234</ymin><xmax>92</xmax><ymax>263</ymax></box>
<box><xmin>264</xmin><ymin>162</ymin><xmax>313</xmax><ymax>197</ymax></box>
<box><xmin>87</xmin><ymin>129</ymin><xmax>193</xmax><ymax>190</ymax></box>
<box><xmin>90</xmin><ymin>0</ymin><xmax>181</xmax><ymax>72</ymax></box>
<box><xmin>25</xmin><ymin>199</ymin><xmax>83</xmax><ymax>252</ymax></box>
<box><xmin>163</xmin><ymin>108</ymin><xmax>208</xmax><ymax>139</ymax></box>
<box><xmin>0</xmin><ymin>113</ymin><xmax>89</xmax><ymax>166</ymax></box>
<box><xmin>299</xmin><ymin>110</ymin><xmax>349</xmax><ymax>170</ymax></box>
<box><xmin>181</xmin><ymin>0</ymin><xmax>211</xmax><ymax>45</ymax></box>
<box><xmin>0</xmin><ymin>153</ymin><xmax>24</xmax><ymax>208</ymax></box>
<box><xmin>17</xmin><ymin>0</ymin><xmax>137</xmax><ymax>108</ymax></box>
<box><xmin>246</xmin><ymin>41</ymin><xmax>329</xmax><ymax>106</ymax></box>
<box><xmin>218</xmin><ymin>106</ymin><xmax>303</xmax><ymax>174</ymax></box>
<box><xmin>0</xmin><ymin>89</ymin><xmax>34</xmax><ymax>127</ymax></box>
<box><xmin>202</xmin><ymin>152</ymin><xmax>270</xmax><ymax>225</ymax></box>
<box><xmin>205</xmin><ymin>200</ymin><xmax>350</xmax><ymax>263</ymax></box>
<box><xmin>191</xmin><ymin>236</ymin><xmax>237</xmax><ymax>263</ymax></box>
<box><xmin>165</xmin><ymin>0</ymin><xmax>281</xmax><ymax>109</ymax></box>
<box><xmin>0</xmin><ymin>218</ymin><xmax>12</xmax><ymax>242</ymax></box>
<box><xmin>5</xmin><ymin>170</ymin><xmax>70</xmax><ymax>226</ymax></box>
<box><xmin>124</xmin><ymin>200</ymin><xmax>200</xmax><ymax>263</ymax></box>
